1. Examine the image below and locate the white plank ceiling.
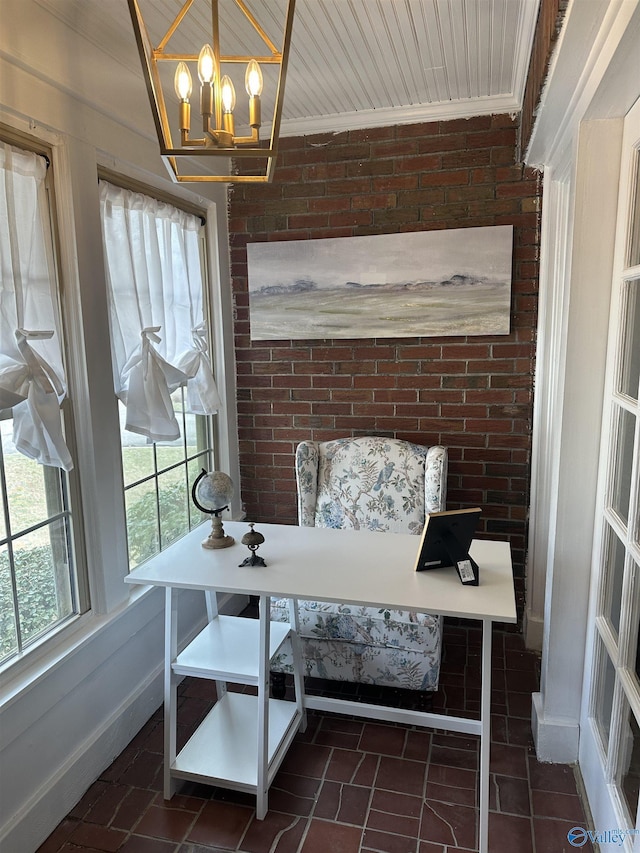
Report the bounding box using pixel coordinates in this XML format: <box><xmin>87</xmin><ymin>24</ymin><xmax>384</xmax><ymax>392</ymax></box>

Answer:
<box><xmin>32</xmin><ymin>0</ymin><xmax>540</xmax><ymax>139</ymax></box>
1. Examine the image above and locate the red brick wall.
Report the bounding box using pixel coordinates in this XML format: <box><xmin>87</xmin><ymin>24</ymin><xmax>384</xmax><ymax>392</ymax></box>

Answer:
<box><xmin>228</xmin><ymin>114</ymin><xmax>541</xmax><ymax>619</ymax></box>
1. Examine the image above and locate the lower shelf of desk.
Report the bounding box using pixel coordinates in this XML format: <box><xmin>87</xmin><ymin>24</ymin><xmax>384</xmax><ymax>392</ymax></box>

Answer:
<box><xmin>171</xmin><ymin>691</ymin><xmax>302</xmax><ymax>792</ymax></box>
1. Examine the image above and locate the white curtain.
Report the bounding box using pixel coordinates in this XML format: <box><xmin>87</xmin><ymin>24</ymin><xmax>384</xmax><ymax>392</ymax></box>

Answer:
<box><xmin>99</xmin><ymin>181</ymin><xmax>221</xmax><ymax>442</ymax></box>
<box><xmin>0</xmin><ymin>143</ymin><xmax>72</xmax><ymax>470</ymax></box>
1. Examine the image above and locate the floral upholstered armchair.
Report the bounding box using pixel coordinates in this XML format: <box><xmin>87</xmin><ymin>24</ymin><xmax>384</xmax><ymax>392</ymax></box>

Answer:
<box><xmin>270</xmin><ymin>436</ymin><xmax>448</xmax><ymax>694</ymax></box>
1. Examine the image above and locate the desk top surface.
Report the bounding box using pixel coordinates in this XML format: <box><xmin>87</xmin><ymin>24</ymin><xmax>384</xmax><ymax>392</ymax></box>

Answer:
<box><xmin>125</xmin><ymin>521</ymin><xmax>517</xmax><ymax>623</ymax></box>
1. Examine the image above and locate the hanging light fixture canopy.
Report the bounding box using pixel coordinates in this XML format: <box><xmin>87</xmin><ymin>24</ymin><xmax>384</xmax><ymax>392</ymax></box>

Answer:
<box><xmin>128</xmin><ymin>0</ymin><xmax>296</xmax><ymax>184</ymax></box>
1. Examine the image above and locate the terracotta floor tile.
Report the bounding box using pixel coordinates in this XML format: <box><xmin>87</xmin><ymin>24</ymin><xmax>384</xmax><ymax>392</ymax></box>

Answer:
<box><xmin>271</xmin><ymin>772</ymin><xmax>320</xmax><ymax>801</ymax></box>
<box><xmin>240</xmin><ymin>811</ymin><xmax>305</xmax><ymax>853</ymax></box>
<box><xmin>119</xmin><ymin>836</ymin><xmax>178</xmax><ymax>853</ymax></box>
<box><xmin>319</xmin><ymin>716</ymin><xmax>364</xmax><ymax>736</ymax></box>
<box><xmin>269</xmin><ymin>771</ymin><xmax>319</xmax><ymax>818</ymax></box>
<box><xmin>491</xmin><ymin>713</ymin><xmax>508</xmax><ymax>743</ymax></box>
<box><xmin>370</xmin><ymin>788</ymin><xmax>423</xmax><ymax>817</ymax></box>
<box><xmin>506</xmin><ymin>690</ymin><xmax>533</xmax><ymax>718</ymax></box>
<box><xmin>506</xmin><ymin>715</ymin><xmax>535</xmax><ymax>747</ymax></box>
<box><xmin>300</xmin><ymin>818</ymin><xmax>363</xmax><ymax>853</ymax></box>
<box><xmin>505</xmin><ymin>648</ymin><xmax>540</xmax><ymax>671</ymax></box>
<box><xmin>314</xmin><ymin>780</ymin><xmax>370</xmax><ymax>824</ymax></box>
<box><xmin>429</xmin><ymin>743</ymin><xmax>478</xmax><ymax>772</ymax></box>
<box><xmin>403</xmin><ymin>729</ymin><xmax>432</xmax><ymax>761</ymax></box>
<box><xmin>488</xmin><ymin>811</ymin><xmax>534</xmax><ymax>852</ymax></box>
<box><xmin>420</xmin><ymin>800</ymin><xmax>477</xmax><ymax>849</ymax></box>
<box><xmin>82</xmin><ymin>782</ymin><xmax>129</xmax><ymax>826</ymax></box>
<box><xmin>38</xmin><ymin>626</ymin><xmax>599</xmax><ymax>853</ymax></box>
<box><xmin>112</xmin><ymin>787</ymin><xmax>156</xmax><ymax>831</ymax></box>
<box><xmin>427</xmin><ymin>762</ymin><xmax>477</xmax><ymax>790</ymax></box>
<box><xmin>351</xmin><ymin>752</ymin><xmax>380</xmax><ymax>787</ymax></box>
<box><xmin>505</xmin><ymin>667</ymin><xmax>539</xmax><ymax>693</ymax></box>
<box><xmin>489</xmin><ymin>742</ymin><xmax>529</xmax><ymax>778</ymax></box>
<box><xmin>187</xmin><ymin>800</ymin><xmax>253</xmax><ymax>848</ymax></box>
<box><xmin>359</xmin><ymin>721</ymin><xmax>407</xmax><ymax>755</ymax></box>
<box><xmin>493</xmin><ymin>774</ymin><xmax>530</xmax><ymax>816</ymax></box>
<box><xmin>68</xmin><ymin>780</ymin><xmax>111</xmax><ymax>820</ymax></box>
<box><xmin>528</xmin><ymin>758</ymin><xmax>579</xmax><ymax>793</ymax></box>
<box><xmin>313</xmin><ymin>727</ymin><xmax>362</xmax><ymax>750</ymax></box>
<box><xmin>416</xmin><ymin>842</ymin><xmax>447</xmax><ymax>853</ymax></box>
<box><xmin>267</xmin><ymin>780</ymin><xmax>318</xmax><ymax>817</ymax></box>
<box><xmin>154</xmin><ymin>790</ymin><xmax>210</xmax><ymax>812</ymax></box>
<box><xmin>375</xmin><ymin>755</ymin><xmax>427</xmax><ymax>796</ymax></box>
<box><xmin>278</xmin><ymin>741</ymin><xmax>331</xmax><ymax>778</ymax></box>
<box><xmin>99</xmin><ymin>747</ymin><xmax>138</xmax><ymax>784</ymax></box>
<box><xmin>325</xmin><ymin>747</ymin><xmax>372</xmax><ymax>783</ymax></box>
<box><xmin>361</xmin><ymin>827</ymin><xmax>418</xmax><ymax>853</ymax></box>
<box><xmin>431</xmin><ymin>731</ymin><xmax>478</xmax><ymax>752</ymax></box>
<box><xmin>425</xmin><ymin>779</ymin><xmax>476</xmax><ymax>808</ymax></box>
<box><xmin>68</xmin><ymin>821</ymin><xmax>128</xmax><ymax>852</ymax></box>
<box><xmin>134</xmin><ymin>804</ymin><xmax>198</xmax><ymax>841</ymax></box>
<box><xmin>124</xmin><ymin>749</ymin><xmax>164</xmax><ymax>790</ymax></box>
<box><xmin>533</xmin><ymin>816</ymin><xmax>595</xmax><ymax>852</ymax></box>
<box><xmin>531</xmin><ymin>789</ymin><xmax>588</xmax><ymax>821</ymax></box>
<box><xmin>366</xmin><ymin>806</ymin><xmax>420</xmax><ymax>837</ymax></box>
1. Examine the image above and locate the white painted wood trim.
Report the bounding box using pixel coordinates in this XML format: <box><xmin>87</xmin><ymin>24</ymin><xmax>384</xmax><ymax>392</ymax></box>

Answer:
<box><xmin>277</xmin><ymin>94</ymin><xmax>521</xmax><ymax>138</ymax></box>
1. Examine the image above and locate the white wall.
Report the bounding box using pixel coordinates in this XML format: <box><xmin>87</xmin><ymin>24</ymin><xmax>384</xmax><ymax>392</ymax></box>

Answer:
<box><xmin>0</xmin><ymin>3</ymin><xmax>241</xmax><ymax>849</ymax></box>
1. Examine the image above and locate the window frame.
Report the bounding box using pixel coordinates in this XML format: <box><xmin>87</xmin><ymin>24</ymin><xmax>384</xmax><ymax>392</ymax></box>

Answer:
<box><xmin>97</xmin><ymin>172</ymin><xmax>220</xmax><ymax>571</ymax></box>
<box><xmin>0</xmin><ymin>129</ymin><xmax>89</xmax><ymax>674</ymax></box>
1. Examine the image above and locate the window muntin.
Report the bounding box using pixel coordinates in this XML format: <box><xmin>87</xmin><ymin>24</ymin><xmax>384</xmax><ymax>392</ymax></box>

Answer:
<box><xmin>619</xmin><ymin>277</ymin><xmax>640</xmax><ymax>401</ymax></box>
<box><xmin>121</xmin><ymin>389</ymin><xmax>212</xmax><ymax>569</ymax></box>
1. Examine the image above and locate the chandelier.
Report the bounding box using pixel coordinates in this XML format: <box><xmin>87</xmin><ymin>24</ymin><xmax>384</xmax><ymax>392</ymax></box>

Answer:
<box><xmin>127</xmin><ymin>0</ymin><xmax>296</xmax><ymax>183</ymax></box>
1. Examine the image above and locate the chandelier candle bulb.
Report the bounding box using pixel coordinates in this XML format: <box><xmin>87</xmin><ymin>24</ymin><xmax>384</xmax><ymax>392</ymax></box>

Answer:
<box><xmin>245</xmin><ymin>60</ymin><xmax>263</xmax><ymax>97</ymax></box>
<box><xmin>174</xmin><ymin>62</ymin><xmax>192</xmax><ymax>101</ymax></box>
<box><xmin>221</xmin><ymin>76</ymin><xmax>236</xmax><ymax>136</ymax></box>
<box><xmin>197</xmin><ymin>44</ymin><xmax>215</xmax><ymax>84</ymax></box>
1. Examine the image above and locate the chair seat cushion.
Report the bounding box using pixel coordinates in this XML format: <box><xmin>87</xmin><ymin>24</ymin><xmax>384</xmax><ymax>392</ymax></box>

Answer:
<box><xmin>270</xmin><ymin>598</ymin><xmax>441</xmax><ymax>654</ymax></box>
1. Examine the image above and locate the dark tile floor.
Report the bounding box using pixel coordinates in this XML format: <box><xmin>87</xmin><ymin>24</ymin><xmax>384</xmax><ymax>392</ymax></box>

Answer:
<box><xmin>37</xmin><ymin>621</ymin><xmax>593</xmax><ymax>853</ymax></box>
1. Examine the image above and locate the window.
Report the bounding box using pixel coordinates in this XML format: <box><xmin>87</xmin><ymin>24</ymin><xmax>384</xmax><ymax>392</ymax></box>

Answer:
<box><xmin>120</xmin><ymin>390</ymin><xmax>214</xmax><ymax>568</ymax></box>
<box><xmin>99</xmin><ymin>181</ymin><xmax>220</xmax><ymax>569</ymax></box>
<box><xmin>0</xmin><ymin>422</ymin><xmax>77</xmax><ymax>662</ymax></box>
<box><xmin>0</xmin><ymin>142</ymin><xmax>82</xmax><ymax>667</ymax></box>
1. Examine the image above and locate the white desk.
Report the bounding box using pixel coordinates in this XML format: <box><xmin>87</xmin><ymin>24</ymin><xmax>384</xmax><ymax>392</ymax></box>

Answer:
<box><xmin>126</xmin><ymin>520</ymin><xmax>516</xmax><ymax>853</ymax></box>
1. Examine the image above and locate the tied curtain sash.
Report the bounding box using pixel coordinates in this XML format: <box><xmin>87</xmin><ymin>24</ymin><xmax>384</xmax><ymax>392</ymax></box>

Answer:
<box><xmin>99</xmin><ymin>181</ymin><xmax>220</xmax><ymax>442</ymax></box>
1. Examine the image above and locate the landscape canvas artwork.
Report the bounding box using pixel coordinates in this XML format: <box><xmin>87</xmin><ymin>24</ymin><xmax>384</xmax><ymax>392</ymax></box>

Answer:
<box><xmin>246</xmin><ymin>225</ymin><xmax>513</xmax><ymax>340</ymax></box>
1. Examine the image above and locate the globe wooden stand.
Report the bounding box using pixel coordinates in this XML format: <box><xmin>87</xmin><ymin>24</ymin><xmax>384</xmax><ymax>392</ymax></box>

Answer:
<box><xmin>202</xmin><ymin>514</ymin><xmax>235</xmax><ymax>549</ymax></box>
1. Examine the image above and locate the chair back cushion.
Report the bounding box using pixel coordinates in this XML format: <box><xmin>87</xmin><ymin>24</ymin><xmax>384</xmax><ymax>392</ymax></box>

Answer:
<box><xmin>296</xmin><ymin>436</ymin><xmax>447</xmax><ymax>535</ymax></box>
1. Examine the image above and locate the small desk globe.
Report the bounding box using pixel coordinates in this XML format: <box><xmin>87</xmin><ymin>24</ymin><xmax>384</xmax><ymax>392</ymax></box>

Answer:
<box><xmin>191</xmin><ymin>469</ymin><xmax>235</xmax><ymax>549</ymax></box>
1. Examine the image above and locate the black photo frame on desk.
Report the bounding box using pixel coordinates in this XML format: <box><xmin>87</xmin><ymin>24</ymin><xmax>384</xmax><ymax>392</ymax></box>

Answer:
<box><xmin>414</xmin><ymin>508</ymin><xmax>482</xmax><ymax>585</ymax></box>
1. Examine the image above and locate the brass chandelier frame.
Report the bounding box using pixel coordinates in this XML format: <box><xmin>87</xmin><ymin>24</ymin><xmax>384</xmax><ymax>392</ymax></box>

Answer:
<box><xmin>128</xmin><ymin>0</ymin><xmax>296</xmax><ymax>183</ymax></box>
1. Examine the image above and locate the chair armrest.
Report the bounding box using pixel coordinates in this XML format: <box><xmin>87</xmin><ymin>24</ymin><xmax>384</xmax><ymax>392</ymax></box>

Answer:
<box><xmin>295</xmin><ymin>440</ymin><xmax>319</xmax><ymax>527</ymax></box>
<box><xmin>425</xmin><ymin>445</ymin><xmax>448</xmax><ymax>513</ymax></box>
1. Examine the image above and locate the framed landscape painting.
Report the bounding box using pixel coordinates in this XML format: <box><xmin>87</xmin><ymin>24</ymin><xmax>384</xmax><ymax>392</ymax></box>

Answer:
<box><xmin>246</xmin><ymin>224</ymin><xmax>513</xmax><ymax>340</ymax></box>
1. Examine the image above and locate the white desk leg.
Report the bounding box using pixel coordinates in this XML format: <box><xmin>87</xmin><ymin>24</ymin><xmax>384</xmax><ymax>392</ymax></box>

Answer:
<box><xmin>164</xmin><ymin>587</ymin><xmax>178</xmax><ymax>799</ymax></box>
<box><xmin>479</xmin><ymin>618</ymin><xmax>492</xmax><ymax>853</ymax></box>
<box><xmin>204</xmin><ymin>590</ymin><xmax>227</xmax><ymax>701</ymax></box>
<box><xmin>288</xmin><ymin>598</ymin><xmax>307</xmax><ymax>733</ymax></box>
<box><xmin>256</xmin><ymin>595</ymin><xmax>270</xmax><ymax>820</ymax></box>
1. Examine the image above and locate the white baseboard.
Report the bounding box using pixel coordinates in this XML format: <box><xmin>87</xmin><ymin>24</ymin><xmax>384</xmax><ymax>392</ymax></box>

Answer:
<box><xmin>1</xmin><ymin>665</ymin><xmax>164</xmax><ymax>853</ymax></box>
<box><xmin>0</xmin><ymin>591</ymin><xmax>247</xmax><ymax>853</ymax></box>
<box><xmin>532</xmin><ymin>691</ymin><xmax>580</xmax><ymax>763</ymax></box>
